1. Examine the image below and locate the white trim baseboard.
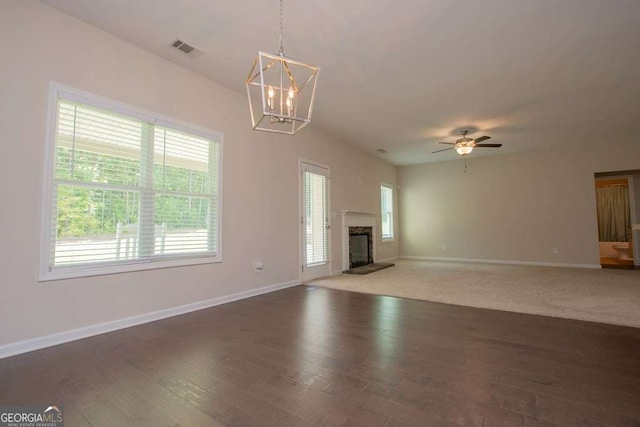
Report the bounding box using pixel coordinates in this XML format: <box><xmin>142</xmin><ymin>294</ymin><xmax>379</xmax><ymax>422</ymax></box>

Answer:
<box><xmin>0</xmin><ymin>279</ymin><xmax>300</xmax><ymax>360</ymax></box>
<box><xmin>401</xmin><ymin>256</ymin><xmax>602</xmax><ymax>269</ymax></box>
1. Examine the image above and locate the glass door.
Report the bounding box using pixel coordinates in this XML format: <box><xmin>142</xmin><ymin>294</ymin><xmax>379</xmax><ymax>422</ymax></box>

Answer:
<box><xmin>301</xmin><ymin>161</ymin><xmax>330</xmax><ymax>281</ymax></box>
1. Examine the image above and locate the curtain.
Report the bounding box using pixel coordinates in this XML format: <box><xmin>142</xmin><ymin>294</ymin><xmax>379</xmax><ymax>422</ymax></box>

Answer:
<box><xmin>596</xmin><ymin>185</ymin><xmax>630</xmax><ymax>242</ymax></box>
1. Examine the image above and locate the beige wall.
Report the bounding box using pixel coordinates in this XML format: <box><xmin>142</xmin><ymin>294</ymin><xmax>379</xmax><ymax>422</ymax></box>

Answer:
<box><xmin>399</xmin><ymin>142</ymin><xmax>640</xmax><ymax>266</ymax></box>
<box><xmin>0</xmin><ymin>1</ymin><xmax>397</xmax><ymax>348</ymax></box>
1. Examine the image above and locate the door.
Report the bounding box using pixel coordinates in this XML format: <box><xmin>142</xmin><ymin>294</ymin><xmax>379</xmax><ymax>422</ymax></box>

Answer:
<box><xmin>301</xmin><ymin>160</ymin><xmax>331</xmax><ymax>281</ymax></box>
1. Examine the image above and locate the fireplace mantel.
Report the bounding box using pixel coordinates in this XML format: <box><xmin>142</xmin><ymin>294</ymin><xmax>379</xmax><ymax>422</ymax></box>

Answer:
<box><xmin>340</xmin><ymin>211</ymin><xmax>378</xmax><ymax>227</ymax></box>
<box><xmin>340</xmin><ymin>210</ymin><xmax>378</xmax><ymax>215</ymax></box>
<box><xmin>341</xmin><ymin>211</ymin><xmax>378</xmax><ymax>271</ymax></box>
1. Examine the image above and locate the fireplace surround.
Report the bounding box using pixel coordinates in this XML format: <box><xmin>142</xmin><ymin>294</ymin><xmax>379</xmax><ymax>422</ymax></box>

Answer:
<box><xmin>349</xmin><ymin>227</ymin><xmax>373</xmax><ymax>268</ymax></box>
<box><xmin>341</xmin><ymin>211</ymin><xmax>377</xmax><ymax>272</ymax></box>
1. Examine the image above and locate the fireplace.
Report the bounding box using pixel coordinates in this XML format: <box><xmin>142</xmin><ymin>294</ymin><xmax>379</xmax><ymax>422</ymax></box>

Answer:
<box><xmin>348</xmin><ymin>226</ymin><xmax>373</xmax><ymax>268</ymax></box>
<box><xmin>341</xmin><ymin>211</ymin><xmax>377</xmax><ymax>272</ymax></box>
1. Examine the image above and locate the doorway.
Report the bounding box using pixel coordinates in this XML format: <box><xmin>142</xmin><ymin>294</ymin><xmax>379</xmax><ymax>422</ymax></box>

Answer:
<box><xmin>594</xmin><ymin>171</ymin><xmax>640</xmax><ymax>269</ymax></box>
<box><xmin>300</xmin><ymin>160</ymin><xmax>331</xmax><ymax>281</ymax></box>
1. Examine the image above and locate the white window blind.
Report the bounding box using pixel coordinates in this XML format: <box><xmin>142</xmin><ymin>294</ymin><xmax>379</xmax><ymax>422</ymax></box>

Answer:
<box><xmin>303</xmin><ymin>170</ymin><xmax>328</xmax><ymax>266</ymax></box>
<box><xmin>42</xmin><ymin>86</ymin><xmax>222</xmax><ymax>280</ymax></box>
<box><xmin>381</xmin><ymin>184</ymin><xmax>394</xmax><ymax>240</ymax></box>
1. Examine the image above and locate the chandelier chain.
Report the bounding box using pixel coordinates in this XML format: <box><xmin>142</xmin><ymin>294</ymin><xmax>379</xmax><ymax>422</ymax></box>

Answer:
<box><xmin>279</xmin><ymin>0</ymin><xmax>284</xmax><ymax>55</ymax></box>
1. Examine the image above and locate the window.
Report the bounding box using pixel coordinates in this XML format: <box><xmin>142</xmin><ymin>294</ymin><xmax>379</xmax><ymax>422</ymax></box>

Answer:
<box><xmin>381</xmin><ymin>184</ymin><xmax>394</xmax><ymax>241</ymax></box>
<box><xmin>40</xmin><ymin>84</ymin><xmax>222</xmax><ymax>280</ymax></box>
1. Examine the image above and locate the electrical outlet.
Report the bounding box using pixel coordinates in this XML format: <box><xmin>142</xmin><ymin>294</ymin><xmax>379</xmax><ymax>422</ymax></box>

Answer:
<box><xmin>255</xmin><ymin>261</ymin><xmax>264</xmax><ymax>272</ymax></box>
<box><xmin>441</xmin><ymin>244</ymin><xmax>446</xmax><ymax>251</ymax></box>
<box><xmin>552</xmin><ymin>247</ymin><xmax>559</xmax><ymax>255</ymax></box>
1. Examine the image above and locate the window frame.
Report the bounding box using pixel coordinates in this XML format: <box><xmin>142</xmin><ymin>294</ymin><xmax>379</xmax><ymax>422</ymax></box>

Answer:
<box><xmin>380</xmin><ymin>183</ymin><xmax>394</xmax><ymax>242</ymax></box>
<box><xmin>39</xmin><ymin>82</ymin><xmax>223</xmax><ymax>282</ymax></box>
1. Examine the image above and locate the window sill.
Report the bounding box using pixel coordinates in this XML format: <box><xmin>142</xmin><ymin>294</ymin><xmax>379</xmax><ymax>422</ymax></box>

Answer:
<box><xmin>39</xmin><ymin>255</ymin><xmax>221</xmax><ymax>282</ymax></box>
<box><xmin>382</xmin><ymin>237</ymin><xmax>395</xmax><ymax>243</ymax></box>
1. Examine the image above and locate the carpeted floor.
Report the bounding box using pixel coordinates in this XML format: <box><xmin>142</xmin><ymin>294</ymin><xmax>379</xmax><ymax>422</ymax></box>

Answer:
<box><xmin>308</xmin><ymin>259</ymin><xmax>640</xmax><ymax>328</ymax></box>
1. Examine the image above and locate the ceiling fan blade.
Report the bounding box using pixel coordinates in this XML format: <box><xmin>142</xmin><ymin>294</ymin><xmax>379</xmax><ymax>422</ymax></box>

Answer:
<box><xmin>474</xmin><ymin>143</ymin><xmax>502</xmax><ymax>148</ymax></box>
<box><xmin>432</xmin><ymin>147</ymin><xmax>454</xmax><ymax>154</ymax></box>
<box><xmin>474</xmin><ymin>136</ymin><xmax>491</xmax><ymax>143</ymax></box>
<box><xmin>438</xmin><ymin>142</ymin><xmax>455</xmax><ymax>145</ymax></box>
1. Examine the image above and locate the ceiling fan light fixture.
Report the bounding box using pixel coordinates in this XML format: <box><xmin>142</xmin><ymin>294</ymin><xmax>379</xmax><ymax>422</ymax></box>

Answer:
<box><xmin>432</xmin><ymin>130</ymin><xmax>501</xmax><ymax>156</ymax></box>
<box><xmin>245</xmin><ymin>0</ymin><xmax>320</xmax><ymax>135</ymax></box>
<box><xmin>456</xmin><ymin>146</ymin><xmax>473</xmax><ymax>155</ymax></box>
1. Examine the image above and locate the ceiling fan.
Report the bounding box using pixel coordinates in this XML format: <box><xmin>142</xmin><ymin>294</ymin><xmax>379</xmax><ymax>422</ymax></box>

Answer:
<box><xmin>432</xmin><ymin>130</ymin><xmax>502</xmax><ymax>156</ymax></box>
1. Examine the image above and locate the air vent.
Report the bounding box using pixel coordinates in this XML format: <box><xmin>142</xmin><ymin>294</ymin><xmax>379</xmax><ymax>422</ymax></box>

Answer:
<box><xmin>376</xmin><ymin>148</ymin><xmax>388</xmax><ymax>154</ymax></box>
<box><xmin>170</xmin><ymin>39</ymin><xmax>203</xmax><ymax>59</ymax></box>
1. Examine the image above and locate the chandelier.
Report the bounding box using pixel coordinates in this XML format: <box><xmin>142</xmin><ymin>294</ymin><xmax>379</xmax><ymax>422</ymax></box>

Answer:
<box><xmin>246</xmin><ymin>0</ymin><xmax>320</xmax><ymax>135</ymax></box>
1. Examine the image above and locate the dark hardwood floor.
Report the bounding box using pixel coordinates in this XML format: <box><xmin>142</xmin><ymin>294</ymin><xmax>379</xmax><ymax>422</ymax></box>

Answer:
<box><xmin>2</xmin><ymin>285</ymin><xmax>640</xmax><ymax>426</ymax></box>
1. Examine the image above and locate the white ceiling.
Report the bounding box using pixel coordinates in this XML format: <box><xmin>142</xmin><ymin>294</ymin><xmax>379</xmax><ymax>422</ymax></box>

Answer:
<box><xmin>40</xmin><ymin>0</ymin><xmax>640</xmax><ymax>165</ymax></box>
